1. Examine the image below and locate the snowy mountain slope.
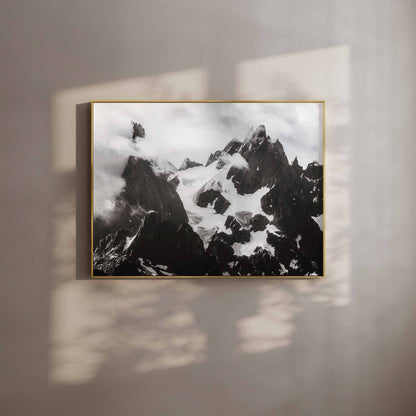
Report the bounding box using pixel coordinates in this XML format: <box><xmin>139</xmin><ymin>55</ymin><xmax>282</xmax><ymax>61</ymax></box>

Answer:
<box><xmin>173</xmin><ymin>154</ymin><xmax>275</xmax><ymax>249</ymax></box>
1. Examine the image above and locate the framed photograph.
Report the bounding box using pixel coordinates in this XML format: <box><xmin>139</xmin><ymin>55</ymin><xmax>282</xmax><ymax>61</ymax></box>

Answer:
<box><xmin>91</xmin><ymin>101</ymin><xmax>324</xmax><ymax>278</ymax></box>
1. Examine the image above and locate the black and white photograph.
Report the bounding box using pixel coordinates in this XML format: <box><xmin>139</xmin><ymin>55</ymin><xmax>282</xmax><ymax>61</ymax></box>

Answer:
<box><xmin>92</xmin><ymin>102</ymin><xmax>324</xmax><ymax>277</ymax></box>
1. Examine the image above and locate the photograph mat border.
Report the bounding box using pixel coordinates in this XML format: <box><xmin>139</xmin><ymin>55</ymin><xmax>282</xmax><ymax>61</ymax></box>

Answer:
<box><xmin>90</xmin><ymin>101</ymin><xmax>326</xmax><ymax>279</ymax></box>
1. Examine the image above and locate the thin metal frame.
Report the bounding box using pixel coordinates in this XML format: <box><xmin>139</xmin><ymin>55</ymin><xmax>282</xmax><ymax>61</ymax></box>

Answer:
<box><xmin>91</xmin><ymin>101</ymin><xmax>325</xmax><ymax>279</ymax></box>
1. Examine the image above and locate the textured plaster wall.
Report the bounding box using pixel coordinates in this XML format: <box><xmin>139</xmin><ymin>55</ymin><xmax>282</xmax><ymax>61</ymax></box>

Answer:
<box><xmin>1</xmin><ymin>1</ymin><xmax>415</xmax><ymax>415</ymax></box>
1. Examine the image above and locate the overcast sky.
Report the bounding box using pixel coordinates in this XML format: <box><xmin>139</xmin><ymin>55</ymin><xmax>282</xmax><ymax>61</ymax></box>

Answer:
<box><xmin>93</xmin><ymin>102</ymin><xmax>323</xmax><ymax>219</ymax></box>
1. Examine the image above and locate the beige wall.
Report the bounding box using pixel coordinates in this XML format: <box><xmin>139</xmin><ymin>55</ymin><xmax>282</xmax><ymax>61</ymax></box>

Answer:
<box><xmin>1</xmin><ymin>1</ymin><xmax>416</xmax><ymax>415</ymax></box>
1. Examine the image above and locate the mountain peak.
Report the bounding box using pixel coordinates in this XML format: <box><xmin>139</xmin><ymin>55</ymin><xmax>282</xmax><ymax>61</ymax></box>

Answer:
<box><xmin>223</xmin><ymin>138</ymin><xmax>243</xmax><ymax>155</ymax></box>
<box><xmin>292</xmin><ymin>156</ymin><xmax>303</xmax><ymax>175</ymax></box>
<box><xmin>251</xmin><ymin>124</ymin><xmax>267</xmax><ymax>141</ymax></box>
<box><xmin>132</xmin><ymin>121</ymin><xmax>145</xmax><ymax>141</ymax></box>
<box><xmin>205</xmin><ymin>150</ymin><xmax>223</xmax><ymax>167</ymax></box>
<box><xmin>179</xmin><ymin>157</ymin><xmax>203</xmax><ymax>171</ymax></box>
<box><xmin>120</xmin><ymin>156</ymin><xmax>188</xmax><ymax>226</ymax></box>
<box><xmin>304</xmin><ymin>161</ymin><xmax>323</xmax><ymax>180</ymax></box>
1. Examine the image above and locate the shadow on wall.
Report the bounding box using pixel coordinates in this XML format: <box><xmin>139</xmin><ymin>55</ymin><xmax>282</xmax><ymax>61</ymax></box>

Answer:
<box><xmin>50</xmin><ymin>46</ymin><xmax>351</xmax><ymax>387</ymax></box>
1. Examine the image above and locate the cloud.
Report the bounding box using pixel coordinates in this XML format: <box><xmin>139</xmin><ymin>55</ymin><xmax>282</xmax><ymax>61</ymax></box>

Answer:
<box><xmin>93</xmin><ymin>102</ymin><xmax>323</xmax><ymax>219</ymax></box>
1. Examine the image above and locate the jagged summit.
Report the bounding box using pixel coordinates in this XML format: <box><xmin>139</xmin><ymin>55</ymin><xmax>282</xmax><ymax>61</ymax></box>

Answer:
<box><xmin>253</xmin><ymin>124</ymin><xmax>266</xmax><ymax>137</ymax></box>
<box><xmin>132</xmin><ymin>121</ymin><xmax>145</xmax><ymax>141</ymax></box>
<box><xmin>292</xmin><ymin>157</ymin><xmax>303</xmax><ymax>175</ymax></box>
<box><xmin>247</xmin><ymin>124</ymin><xmax>269</xmax><ymax>143</ymax></box>
<box><xmin>179</xmin><ymin>157</ymin><xmax>203</xmax><ymax>171</ymax></box>
<box><xmin>205</xmin><ymin>150</ymin><xmax>222</xmax><ymax>167</ymax></box>
<box><xmin>120</xmin><ymin>155</ymin><xmax>188</xmax><ymax>226</ymax></box>
<box><xmin>304</xmin><ymin>161</ymin><xmax>323</xmax><ymax>180</ymax></box>
<box><xmin>223</xmin><ymin>138</ymin><xmax>243</xmax><ymax>155</ymax></box>
<box><xmin>206</xmin><ymin>138</ymin><xmax>244</xmax><ymax>167</ymax></box>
